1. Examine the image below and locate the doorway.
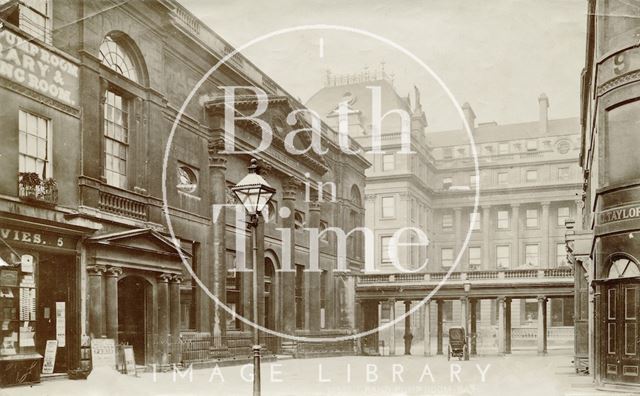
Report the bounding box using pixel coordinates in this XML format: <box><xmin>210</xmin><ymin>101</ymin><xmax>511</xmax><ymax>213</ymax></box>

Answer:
<box><xmin>118</xmin><ymin>276</ymin><xmax>149</xmax><ymax>365</ymax></box>
<box><xmin>602</xmin><ymin>257</ymin><xmax>640</xmax><ymax>384</ymax></box>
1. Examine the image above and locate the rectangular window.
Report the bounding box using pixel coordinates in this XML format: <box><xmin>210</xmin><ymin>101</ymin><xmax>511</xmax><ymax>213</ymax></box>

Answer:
<box><xmin>381</xmin><ymin>196</ymin><xmax>395</xmax><ymax>218</ymax></box>
<box><xmin>382</xmin><ymin>154</ymin><xmax>395</xmax><ymax>171</ymax></box>
<box><xmin>557</xmin><ymin>206</ymin><xmax>570</xmax><ymax>226</ymax></box>
<box><xmin>469</xmin><ymin>212</ymin><xmax>480</xmax><ymax>230</ymax></box>
<box><xmin>18</xmin><ymin>110</ymin><xmax>51</xmax><ymax>178</ymax></box>
<box><xmin>558</xmin><ymin>167</ymin><xmax>570</xmax><ymax>181</ymax></box>
<box><xmin>381</xmin><ymin>236</ymin><xmax>391</xmax><ymax>263</ymax></box>
<box><xmin>469</xmin><ymin>174</ymin><xmax>478</xmax><ymax>187</ymax></box>
<box><xmin>16</xmin><ymin>0</ymin><xmax>51</xmax><ymax>44</ymax></box>
<box><xmin>295</xmin><ymin>264</ymin><xmax>305</xmax><ymax>329</ymax></box>
<box><xmin>556</xmin><ymin>243</ymin><xmax>568</xmax><ymax>267</ymax></box>
<box><xmin>469</xmin><ymin>247</ymin><xmax>481</xmax><ymax>269</ymax></box>
<box><xmin>442</xmin><ymin>213</ymin><xmax>453</xmax><ymax>229</ymax></box>
<box><xmin>496</xmin><ymin>245</ymin><xmax>510</xmax><ymax>269</ymax></box>
<box><xmin>526</xmin><ymin>140</ymin><xmax>538</xmax><ymax>151</ymax></box>
<box><xmin>525</xmin><ymin>244</ymin><xmax>539</xmax><ymax>267</ymax></box>
<box><xmin>526</xmin><ymin>209</ymin><xmax>539</xmax><ymax>228</ymax></box>
<box><xmin>497</xmin><ymin>210</ymin><xmax>509</xmax><ymax>229</ymax></box>
<box><xmin>441</xmin><ymin>248</ymin><xmax>454</xmax><ymax>268</ymax></box>
<box><xmin>442</xmin><ymin>177</ymin><xmax>452</xmax><ymax>188</ymax></box>
<box><xmin>104</xmin><ymin>90</ymin><xmax>128</xmax><ymax>189</ymax></box>
<box><xmin>526</xmin><ymin>170</ymin><xmax>538</xmax><ymax>182</ymax></box>
<box><xmin>498</xmin><ymin>172</ymin><xmax>508</xmax><ymax>185</ymax></box>
<box><xmin>498</xmin><ymin>142</ymin><xmax>509</xmax><ymax>155</ymax></box>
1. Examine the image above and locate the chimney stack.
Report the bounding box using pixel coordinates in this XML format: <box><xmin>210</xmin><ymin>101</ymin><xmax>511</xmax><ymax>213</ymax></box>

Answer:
<box><xmin>538</xmin><ymin>93</ymin><xmax>549</xmax><ymax>134</ymax></box>
<box><xmin>462</xmin><ymin>102</ymin><xmax>476</xmax><ymax>132</ymax></box>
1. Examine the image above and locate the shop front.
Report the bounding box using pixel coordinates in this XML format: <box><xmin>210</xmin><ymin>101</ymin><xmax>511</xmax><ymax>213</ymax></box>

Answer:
<box><xmin>0</xmin><ymin>213</ymin><xmax>89</xmax><ymax>385</ymax></box>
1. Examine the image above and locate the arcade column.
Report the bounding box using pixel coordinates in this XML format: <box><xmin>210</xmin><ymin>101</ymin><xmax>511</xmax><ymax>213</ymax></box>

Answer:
<box><xmin>169</xmin><ymin>275</ymin><xmax>183</xmax><ymax>364</ymax></box>
<box><xmin>422</xmin><ymin>300</ymin><xmax>431</xmax><ymax>356</ymax></box>
<box><xmin>105</xmin><ymin>266</ymin><xmax>123</xmax><ymax>342</ymax></box>
<box><xmin>403</xmin><ymin>301</ymin><xmax>412</xmax><ymax>355</ymax></box>
<box><xmin>497</xmin><ymin>296</ymin><xmax>506</xmax><ymax>354</ymax></box>
<box><xmin>87</xmin><ymin>265</ymin><xmax>106</xmax><ymax>339</ymax></box>
<box><xmin>157</xmin><ymin>273</ymin><xmax>172</xmax><ymax>367</ymax></box>
<box><xmin>282</xmin><ymin>178</ymin><xmax>300</xmax><ymax>334</ymax></box>
<box><xmin>307</xmin><ymin>201</ymin><xmax>321</xmax><ymax>332</ymax></box>
<box><xmin>537</xmin><ymin>296</ymin><xmax>548</xmax><ymax>355</ymax></box>
<box><xmin>470</xmin><ymin>298</ymin><xmax>477</xmax><ymax>355</ymax></box>
<box><xmin>436</xmin><ymin>300</ymin><xmax>444</xmax><ymax>355</ymax></box>
<box><xmin>505</xmin><ymin>298</ymin><xmax>512</xmax><ymax>354</ymax></box>
<box><xmin>389</xmin><ymin>299</ymin><xmax>396</xmax><ymax>356</ymax></box>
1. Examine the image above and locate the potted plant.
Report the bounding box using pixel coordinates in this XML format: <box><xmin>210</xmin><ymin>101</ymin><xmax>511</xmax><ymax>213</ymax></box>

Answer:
<box><xmin>18</xmin><ymin>172</ymin><xmax>41</xmax><ymax>199</ymax></box>
<box><xmin>42</xmin><ymin>177</ymin><xmax>58</xmax><ymax>202</ymax></box>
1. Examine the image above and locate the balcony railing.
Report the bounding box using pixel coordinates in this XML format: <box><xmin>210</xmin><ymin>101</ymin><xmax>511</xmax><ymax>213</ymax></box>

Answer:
<box><xmin>98</xmin><ymin>189</ymin><xmax>147</xmax><ymax>221</ymax></box>
<box><xmin>357</xmin><ymin>267</ymin><xmax>573</xmax><ymax>285</ymax></box>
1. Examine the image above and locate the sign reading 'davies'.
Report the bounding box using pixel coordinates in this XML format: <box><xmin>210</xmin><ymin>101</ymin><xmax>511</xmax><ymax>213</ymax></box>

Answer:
<box><xmin>0</xmin><ymin>225</ymin><xmax>75</xmax><ymax>250</ymax></box>
<box><xmin>0</xmin><ymin>29</ymin><xmax>79</xmax><ymax>107</ymax></box>
<box><xmin>598</xmin><ymin>205</ymin><xmax>640</xmax><ymax>225</ymax></box>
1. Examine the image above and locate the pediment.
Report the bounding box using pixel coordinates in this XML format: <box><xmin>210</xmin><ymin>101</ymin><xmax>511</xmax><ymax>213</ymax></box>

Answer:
<box><xmin>87</xmin><ymin>228</ymin><xmax>191</xmax><ymax>258</ymax></box>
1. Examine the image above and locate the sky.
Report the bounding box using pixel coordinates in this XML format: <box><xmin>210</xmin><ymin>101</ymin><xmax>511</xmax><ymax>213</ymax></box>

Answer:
<box><xmin>179</xmin><ymin>0</ymin><xmax>587</xmax><ymax>131</ymax></box>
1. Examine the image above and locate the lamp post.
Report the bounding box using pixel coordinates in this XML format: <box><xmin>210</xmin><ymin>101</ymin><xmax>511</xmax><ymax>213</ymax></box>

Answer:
<box><xmin>231</xmin><ymin>158</ymin><xmax>275</xmax><ymax>396</ymax></box>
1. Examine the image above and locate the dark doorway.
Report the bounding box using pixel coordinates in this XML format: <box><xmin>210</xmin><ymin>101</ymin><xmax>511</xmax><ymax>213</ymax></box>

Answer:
<box><xmin>118</xmin><ymin>276</ymin><xmax>147</xmax><ymax>365</ymax></box>
<box><xmin>264</xmin><ymin>258</ymin><xmax>275</xmax><ymax>330</ymax></box>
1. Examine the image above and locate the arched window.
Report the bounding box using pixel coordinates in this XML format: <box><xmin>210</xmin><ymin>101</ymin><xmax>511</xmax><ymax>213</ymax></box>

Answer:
<box><xmin>99</xmin><ymin>34</ymin><xmax>140</xmax><ymax>83</ymax></box>
<box><xmin>350</xmin><ymin>185</ymin><xmax>362</xmax><ymax>207</ymax></box>
<box><xmin>608</xmin><ymin>257</ymin><xmax>640</xmax><ymax>279</ymax></box>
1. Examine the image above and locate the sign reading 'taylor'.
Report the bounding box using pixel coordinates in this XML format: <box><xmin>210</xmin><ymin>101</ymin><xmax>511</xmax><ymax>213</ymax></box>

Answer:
<box><xmin>598</xmin><ymin>205</ymin><xmax>640</xmax><ymax>225</ymax></box>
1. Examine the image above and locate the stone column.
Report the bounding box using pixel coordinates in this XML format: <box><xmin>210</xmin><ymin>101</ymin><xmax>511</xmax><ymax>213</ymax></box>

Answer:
<box><xmin>461</xmin><ymin>296</ymin><xmax>468</xmax><ymax>359</ymax></box>
<box><xmin>436</xmin><ymin>300</ymin><xmax>444</xmax><ymax>355</ymax></box>
<box><xmin>505</xmin><ymin>298</ymin><xmax>512</xmax><ymax>354</ymax></box>
<box><xmin>157</xmin><ymin>273</ymin><xmax>172</xmax><ymax>366</ymax></box>
<box><xmin>481</xmin><ymin>205</ymin><xmax>491</xmax><ymax>269</ymax></box>
<box><xmin>470</xmin><ymin>298</ymin><xmax>477</xmax><ymax>355</ymax></box>
<box><xmin>403</xmin><ymin>301</ymin><xmax>412</xmax><ymax>355</ymax></box>
<box><xmin>308</xmin><ymin>201</ymin><xmax>321</xmax><ymax>332</ymax></box>
<box><xmin>541</xmin><ymin>202</ymin><xmax>550</xmax><ymax>267</ymax></box>
<box><xmin>389</xmin><ymin>299</ymin><xmax>396</xmax><ymax>356</ymax></box>
<box><xmin>282</xmin><ymin>178</ymin><xmax>299</xmax><ymax>334</ymax></box>
<box><xmin>208</xmin><ymin>140</ymin><xmax>227</xmax><ymax>345</ymax></box>
<box><xmin>423</xmin><ymin>300</ymin><xmax>431</xmax><ymax>356</ymax></box>
<box><xmin>169</xmin><ymin>275</ymin><xmax>183</xmax><ymax>364</ymax></box>
<box><xmin>105</xmin><ymin>267</ymin><xmax>122</xmax><ymax>342</ymax></box>
<box><xmin>87</xmin><ymin>265</ymin><xmax>106</xmax><ymax>339</ymax></box>
<box><xmin>497</xmin><ymin>296</ymin><xmax>505</xmax><ymax>354</ymax></box>
<box><xmin>511</xmin><ymin>204</ymin><xmax>520</xmax><ymax>267</ymax></box>
<box><xmin>537</xmin><ymin>296</ymin><xmax>547</xmax><ymax>355</ymax></box>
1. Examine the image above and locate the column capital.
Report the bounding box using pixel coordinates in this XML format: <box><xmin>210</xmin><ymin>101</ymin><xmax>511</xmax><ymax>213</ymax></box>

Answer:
<box><xmin>460</xmin><ymin>296</ymin><xmax>468</xmax><ymax>303</ymax></box>
<box><xmin>208</xmin><ymin>156</ymin><xmax>227</xmax><ymax>169</ymax></box>
<box><xmin>309</xmin><ymin>201</ymin><xmax>321</xmax><ymax>212</ymax></box>
<box><xmin>283</xmin><ymin>177</ymin><xmax>302</xmax><ymax>200</ymax></box>
<box><xmin>511</xmin><ymin>203</ymin><xmax>520</xmax><ymax>209</ymax></box>
<box><xmin>497</xmin><ymin>296</ymin><xmax>506</xmax><ymax>304</ymax></box>
<box><xmin>537</xmin><ymin>295</ymin><xmax>547</xmax><ymax>302</ymax></box>
<box><xmin>158</xmin><ymin>273</ymin><xmax>173</xmax><ymax>283</ymax></box>
<box><xmin>170</xmin><ymin>274</ymin><xmax>184</xmax><ymax>284</ymax></box>
<box><xmin>541</xmin><ymin>201</ymin><xmax>551</xmax><ymax>207</ymax></box>
<box><xmin>87</xmin><ymin>265</ymin><xmax>107</xmax><ymax>275</ymax></box>
<box><xmin>481</xmin><ymin>204</ymin><xmax>491</xmax><ymax>210</ymax></box>
<box><xmin>105</xmin><ymin>266</ymin><xmax>123</xmax><ymax>277</ymax></box>
<box><xmin>207</xmin><ymin>136</ymin><xmax>225</xmax><ymax>155</ymax></box>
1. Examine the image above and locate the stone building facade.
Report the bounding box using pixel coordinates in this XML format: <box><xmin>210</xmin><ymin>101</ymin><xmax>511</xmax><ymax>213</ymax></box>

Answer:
<box><xmin>0</xmin><ymin>0</ymin><xmax>367</xmax><ymax>376</ymax></box>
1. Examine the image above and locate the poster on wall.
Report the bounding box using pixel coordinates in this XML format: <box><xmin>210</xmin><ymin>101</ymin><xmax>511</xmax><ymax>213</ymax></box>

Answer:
<box><xmin>55</xmin><ymin>302</ymin><xmax>65</xmax><ymax>347</ymax></box>
<box><xmin>42</xmin><ymin>340</ymin><xmax>58</xmax><ymax>374</ymax></box>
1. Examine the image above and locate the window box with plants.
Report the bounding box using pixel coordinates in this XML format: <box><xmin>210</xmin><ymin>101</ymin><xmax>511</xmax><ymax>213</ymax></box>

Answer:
<box><xmin>18</xmin><ymin>173</ymin><xmax>58</xmax><ymax>204</ymax></box>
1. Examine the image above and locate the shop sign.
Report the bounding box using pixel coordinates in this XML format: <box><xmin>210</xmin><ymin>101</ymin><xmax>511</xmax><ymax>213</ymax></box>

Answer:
<box><xmin>0</xmin><ymin>29</ymin><xmax>79</xmax><ymax>106</ymax></box>
<box><xmin>598</xmin><ymin>205</ymin><xmax>640</xmax><ymax>225</ymax></box>
<box><xmin>598</xmin><ymin>47</ymin><xmax>640</xmax><ymax>87</ymax></box>
<box><xmin>91</xmin><ymin>338</ymin><xmax>116</xmax><ymax>369</ymax></box>
<box><xmin>121</xmin><ymin>345</ymin><xmax>136</xmax><ymax>376</ymax></box>
<box><xmin>0</xmin><ymin>225</ymin><xmax>75</xmax><ymax>250</ymax></box>
<box><xmin>42</xmin><ymin>340</ymin><xmax>57</xmax><ymax>374</ymax></box>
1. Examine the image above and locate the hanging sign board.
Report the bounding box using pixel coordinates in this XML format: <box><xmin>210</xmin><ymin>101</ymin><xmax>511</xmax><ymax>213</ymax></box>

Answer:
<box><xmin>42</xmin><ymin>340</ymin><xmax>58</xmax><ymax>374</ymax></box>
<box><xmin>55</xmin><ymin>302</ymin><xmax>65</xmax><ymax>347</ymax></box>
<box><xmin>90</xmin><ymin>338</ymin><xmax>116</xmax><ymax>369</ymax></box>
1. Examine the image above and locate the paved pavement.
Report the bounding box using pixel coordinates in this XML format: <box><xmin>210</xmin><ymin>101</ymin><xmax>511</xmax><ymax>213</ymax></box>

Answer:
<box><xmin>0</xmin><ymin>351</ymin><xmax>607</xmax><ymax>396</ymax></box>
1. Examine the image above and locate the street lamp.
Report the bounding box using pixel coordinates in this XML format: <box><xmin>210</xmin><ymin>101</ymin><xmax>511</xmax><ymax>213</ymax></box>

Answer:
<box><xmin>231</xmin><ymin>158</ymin><xmax>275</xmax><ymax>396</ymax></box>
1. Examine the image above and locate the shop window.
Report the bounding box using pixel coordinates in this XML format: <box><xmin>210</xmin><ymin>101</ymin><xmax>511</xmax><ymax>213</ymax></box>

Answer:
<box><xmin>441</xmin><ymin>248</ymin><xmax>453</xmax><ymax>268</ymax></box>
<box><xmin>295</xmin><ymin>264</ymin><xmax>304</xmax><ymax>329</ymax></box>
<box><xmin>443</xmin><ymin>301</ymin><xmax>453</xmax><ymax>322</ymax></box>
<box><xmin>496</xmin><ymin>245</ymin><xmax>510</xmax><ymax>269</ymax></box>
<box><xmin>382</xmin><ymin>154</ymin><xmax>395</xmax><ymax>171</ymax></box>
<box><xmin>524</xmin><ymin>299</ymin><xmax>538</xmax><ymax>322</ymax></box>
<box><xmin>497</xmin><ymin>210</ymin><xmax>509</xmax><ymax>229</ymax></box>
<box><xmin>525</xmin><ymin>244</ymin><xmax>539</xmax><ymax>267</ymax></box>
<box><xmin>526</xmin><ymin>209</ymin><xmax>538</xmax><ymax>228</ymax></box>
<box><xmin>381</xmin><ymin>196</ymin><xmax>395</xmax><ymax>218</ymax></box>
<box><xmin>18</xmin><ymin>110</ymin><xmax>51</xmax><ymax>178</ymax></box>
<box><xmin>557</xmin><ymin>206</ymin><xmax>570</xmax><ymax>226</ymax></box>
<box><xmin>104</xmin><ymin>90</ymin><xmax>129</xmax><ymax>189</ymax></box>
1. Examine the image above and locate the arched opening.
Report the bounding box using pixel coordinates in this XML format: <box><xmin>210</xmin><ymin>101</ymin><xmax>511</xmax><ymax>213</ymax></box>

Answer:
<box><xmin>98</xmin><ymin>31</ymin><xmax>148</xmax><ymax>85</ymax></box>
<box><xmin>264</xmin><ymin>258</ymin><xmax>276</xmax><ymax>331</ymax></box>
<box><xmin>118</xmin><ymin>275</ymin><xmax>151</xmax><ymax>365</ymax></box>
